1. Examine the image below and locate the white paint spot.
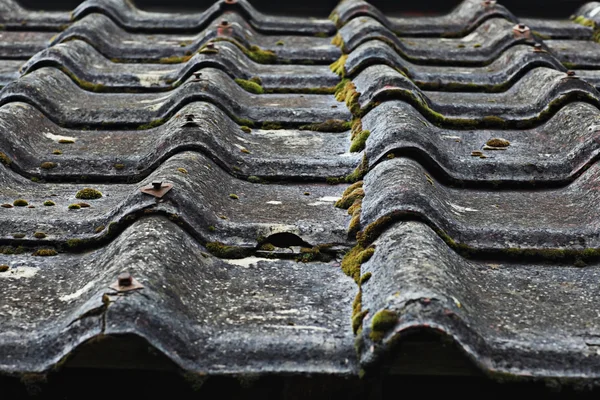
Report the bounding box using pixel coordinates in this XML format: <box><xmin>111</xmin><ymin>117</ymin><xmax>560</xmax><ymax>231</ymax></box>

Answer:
<box><xmin>59</xmin><ymin>281</ymin><xmax>95</xmax><ymax>302</ymax></box>
<box><xmin>136</xmin><ymin>71</ymin><xmax>170</xmax><ymax>88</ymax></box>
<box><xmin>223</xmin><ymin>257</ymin><xmax>282</xmax><ymax>268</ymax></box>
<box><xmin>0</xmin><ymin>266</ymin><xmax>39</xmax><ymax>279</ymax></box>
<box><xmin>263</xmin><ymin>324</ymin><xmax>331</xmax><ymax>332</ymax></box>
<box><xmin>44</xmin><ymin>132</ymin><xmax>77</xmax><ymax>142</ymax></box>
<box><xmin>449</xmin><ymin>203</ymin><xmax>478</xmax><ymax>213</ymax></box>
<box><xmin>317</xmin><ymin>196</ymin><xmax>341</xmax><ymax>202</ymax></box>
<box><xmin>266</xmin><ymin>201</ymin><xmax>282</xmax><ymax>205</ymax></box>
<box><xmin>460</xmin><ymin>31</ymin><xmax>479</xmax><ymax>42</ymax></box>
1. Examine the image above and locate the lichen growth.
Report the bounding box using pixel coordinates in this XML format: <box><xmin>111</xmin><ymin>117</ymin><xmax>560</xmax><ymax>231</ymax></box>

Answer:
<box><xmin>369</xmin><ymin>309</ymin><xmax>398</xmax><ymax>342</ymax></box>
<box><xmin>13</xmin><ymin>199</ymin><xmax>28</xmax><ymax>207</ymax></box>
<box><xmin>205</xmin><ymin>241</ymin><xmax>250</xmax><ymax>258</ymax></box>
<box><xmin>349</xmin><ymin>130</ymin><xmax>370</xmax><ymax>152</ymax></box>
<box><xmin>299</xmin><ymin>119</ymin><xmax>351</xmax><ymax>132</ymax></box>
<box><xmin>33</xmin><ymin>232</ymin><xmax>46</xmax><ymax>239</ymax></box>
<box><xmin>33</xmin><ymin>249</ymin><xmax>58</xmax><ymax>257</ymax></box>
<box><xmin>229</xmin><ymin>193</ymin><xmax>239</xmax><ymax>200</ymax></box>
<box><xmin>261</xmin><ymin>122</ymin><xmax>282</xmax><ymax>130</ymax></box>
<box><xmin>158</xmin><ymin>55</ymin><xmax>192</xmax><ymax>64</ymax></box>
<box><xmin>68</xmin><ymin>204</ymin><xmax>81</xmax><ymax>210</ymax></box>
<box><xmin>330</xmin><ymin>54</ymin><xmax>348</xmax><ymax>77</ymax></box>
<box><xmin>486</xmin><ymin>138</ymin><xmax>510</xmax><ymax>147</ymax></box>
<box><xmin>177</xmin><ymin>167</ymin><xmax>188</xmax><ymax>174</ymax></box>
<box><xmin>340</xmin><ymin>245</ymin><xmax>375</xmax><ymax>283</ymax></box>
<box><xmin>234</xmin><ymin>78</ymin><xmax>264</xmax><ymax>94</ymax></box>
<box><xmin>240</xmin><ymin>126</ymin><xmax>252</xmax><ymax>133</ymax></box>
<box><xmin>0</xmin><ymin>152</ymin><xmax>10</xmax><ymax>165</ymax></box>
<box><xmin>40</xmin><ymin>162</ymin><xmax>57</xmax><ymax>170</ymax></box>
<box><xmin>76</xmin><ymin>188</ymin><xmax>102</xmax><ymax>199</ymax></box>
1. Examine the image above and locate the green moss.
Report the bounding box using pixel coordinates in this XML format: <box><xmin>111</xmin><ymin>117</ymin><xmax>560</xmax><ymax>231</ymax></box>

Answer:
<box><xmin>229</xmin><ymin>193</ymin><xmax>239</xmax><ymax>200</ymax></box>
<box><xmin>369</xmin><ymin>309</ymin><xmax>398</xmax><ymax>342</ymax></box>
<box><xmin>352</xmin><ymin>309</ymin><xmax>369</xmax><ymax>335</ymax></box>
<box><xmin>345</xmin><ymin>154</ymin><xmax>369</xmax><ymax>183</ymax></box>
<box><xmin>234</xmin><ymin>78</ymin><xmax>264</xmax><ymax>94</ymax></box>
<box><xmin>208</xmin><ymin>225</ymin><xmax>216</xmax><ymax>232</ymax></box>
<box><xmin>357</xmin><ymin>215</ymin><xmax>393</xmax><ymax>247</ymax></box>
<box><xmin>13</xmin><ymin>199</ymin><xmax>28</xmax><ymax>207</ymax></box>
<box><xmin>532</xmin><ymin>31</ymin><xmax>551</xmax><ymax>40</ymax></box>
<box><xmin>473</xmin><ymin>43</ymin><xmax>482</xmax><ymax>48</ymax></box>
<box><xmin>114</xmin><ymin>163</ymin><xmax>125</xmax><ymax>170</ymax></box>
<box><xmin>33</xmin><ymin>249</ymin><xmax>58</xmax><ymax>256</ymax></box>
<box><xmin>359</xmin><ymin>272</ymin><xmax>372</xmax><ymax>285</ymax></box>
<box><xmin>341</xmin><ymin>245</ymin><xmax>375</xmax><ymax>283</ymax></box>
<box><xmin>158</xmin><ymin>55</ymin><xmax>192</xmax><ymax>64</ymax></box>
<box><xmin>247</xmin><ymin>176</ymin><xmax>262</xmax><ymax>183</ymax></box>
<box><xmin>137</xmin><ymin>119</ymin><xmax>164</xmax><ymax>130</ymax></box>
<box><xmin>76</xmin><ymin>188</ymin><xmax>102</xmax><ymax>199</ymax></box>
<box><xmin>573</xmin><ymin>15</ymin><xmax>595</xmax><ymax>28</ymax></box>
<box><xmin>342</xmin><ymin>181</ymin><xmax>363</xmax><ymax>198</ymax></box>
<box><xmin>349</xmin><ymin>130</ymin><xmax>370</xmax><ymax>152</ymax></box>
<box><xmin>335</xmin><ymin>187</ymin><xmax>364</xmax><ymax>209</ymax></box>
<box><xmin>66</xmin><ymin>238</ymin><xmax>85</xmax><ymax>248</ymax></box>
<box><xmin>0</xmin><ymin>152</ymin><xmax>11</xmax><ymax>165</ymax></box>
<box><xmin>275</xmin><ymin>40</ymin><xmax>284</xmax><ymax>46</ymax></box>
<box><xmin>43</xmin><ymin>200</ymin><xmax>55</xmax><ymax>206</ymax></box>
<box><xmin>331</xmin><ymin>33</ymin><xmax>344</xmax><ymax>48</ymax></box>
<box><xmin>177</xmin><ymin>167</ymin><xmax>188</xmax><ymax>174</ymax></box>
<box><xmin>259</xmin><ymin>243</ymin><xmax>275</xmax><ymax>251</ymax></box>
<box><xmin>261</xmin><ymin>121</ymin><xmax>282</xmax><ymax>130</ymax></box>
<box><xmin>348</xmin><ymin>206</ymin><xmax>362</xmax><ymax>237</ymax></box>
<box><xmin>58</xmin><ymin>139</ymin><xmax>75</xmax><ymax>144</ymax></box>
<box><xmin>40</xmin><ymin>162</ymin><xmax>57</xmax><ymax>170</ymax></box>
<box><xmin>314</xmin><ymin>32</ymin><xmax>329</xmax><ymax>38</ymax></box>
<box><xmin>53</xmin><ymin>150</ymin><xmax>63</xmax><ymax>155</ymax></box>
<box><xmin>240</xmin><ymin>126</ymin><xmax>252</xmax><ymax>133</ymax></box>
<box><xmin>12</xmin><ymin>233</ymin><xmax>25</xmax><ymax>238</ymax></box>
<box><xmin>235</xmin><ymin>118</ymin><xmax>254</xmax><ymax>128</ymax></box>
<box><xmin>482</xmin><ymin>115</ymin><xmax>506</xmax><ymax>127</ymax></box>
<box><xmin>0</xmin><ymin>265</ymin><xmax>8</xmax><ymax>272</ymax></box>
<box><xmin>240</xmin><ymin>148</ymin><xmax>251</xmax><ymax>154</ymax></box>
<box><xmin>205</xmin><ymin>241</ymin><xmax>250</xmax><ymax>258</ymax></box>
<box><xmin>33</xmin><ymin>232</ymin><xmax>46</xmax><ymax>239</ymax></box>
<box><xmin>68</xmin><ymin>204</ymin><xmax>81</xmax><ymax>210</ymax></box>
<box><xmin>330</xmin><ymin>54</ymin><xmax>348</xmax><ymax>77</ymax></box>
<box><xmin>299</xmin><ymin>119</ymin><xmax>351</xmax><ymax>132</ymax></box>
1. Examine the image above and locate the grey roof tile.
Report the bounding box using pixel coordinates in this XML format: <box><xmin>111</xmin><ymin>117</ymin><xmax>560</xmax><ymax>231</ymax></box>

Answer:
<box><xmin>3</xmin><ymin>0</ymin><xmax>600</xmax><ymax>391</ymax></box>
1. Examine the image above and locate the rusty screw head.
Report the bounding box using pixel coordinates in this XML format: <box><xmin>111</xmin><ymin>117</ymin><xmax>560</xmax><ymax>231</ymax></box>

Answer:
<box><xmin>220</xmin><ymin>20</ymin><xmax>230</xmax><ymax>27</ymax></box>
<box><xmin>518</xmin><ymin>23</ymin><xmax>526</xmax><ymax>30</ymax></box>
<box><xmin>152</xmin><ymin>181</ymin><xmax>163</xmax><ymax>190</ymax></box>
<box><xmin>118</xmin><ymin>272</ymin><xmax>132</xmax><ymax>287</ymax></box>
<box><xmin>193</xmin><ymin>72</ymin><xmax>202</xmax><ymax>79</ymax></box>
<box><xmin>567</xmin><ymin>70</ymin><xmax>576</xmax><ymax>77</ymax></box>
<box><xmin>533</xmin><ymin>43</ymin><xmax>543</xmax><ymax>52</ymax></box>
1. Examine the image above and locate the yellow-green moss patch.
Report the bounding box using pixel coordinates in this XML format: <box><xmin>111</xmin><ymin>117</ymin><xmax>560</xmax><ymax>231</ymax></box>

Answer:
<box><xmin>58</xmin><ymin>139</ymin><xmax>75</xmax><ymax>144</ymax></box>
<box><xmin>114</xmin><ymin>163</ymin><xmax>125</xmax><ymax>170</ymax></box>
<box><xmin>369</xmin><ymin>309</ymin><xmax>398</xmax><ymax>342</ymax></box>
<box><xmin>33</xmin><ymin>249</ymin><xmax>58</xmax><ymax>257</ymax></box>
<box><xmin>33</xmin><ymin>232</ymin><xmax>46</xmax><ymax>239</ymax></box>
<box><xmin>299</xmin><ymin>119</ymin><xmax>351</xmax><ymax>132</ymax></box>
<box><xmin>341</xmin><ymin>245</ymin><xmax>375</xmax><ymax>283</ymax></box>
<box><xmin>13</xmin><ymin>199</ymin><xmax>28</xmax><ymax>207</ymax></box>
<box><xmin>229</xmin><ymin>193</ymin><xmax>239</xmax><ymax>200</ymax></box>
<box><xmin>261</xmin><ymin>121</ymin><xmax>282</xmax><ymax>130</ymax></box>
<box><xmin>76</xmin><ymin>188</ymin><xmax>102</xmax><ymax>199</ymax></box>
<box><xmin>43</xmin><ymin>200</ymin><xmax>55</xmax><ymax>206</ymax></box>
<box><xmin>206</xmin><ymin>241</ymin><xmax>250</xmax><ymax>258</ymax></box>
<box><xmin>177</xmin><ymin>167</ymin><xmax>188</xmax><ymax>174</ymax></box>
<box><xmin>0</xmin><ymin>152</ymin><xmax>11</xmax><ymax>165</ymax></box>
<box><xmin>40</xmin><ymin>162</ymin><xmax>57</xmax><ymax>170</ymax></box>
<box><xmin>68</xmin><ymin>204</ymin><xmax>81</xmax><ymax>210</ymax></box>
<box><xmin>234</xmin><ymin>78</ymin><xmax>264</xmax><ymax>94</ymax></box>
<box><xmin>240</xmin><ymin>126</ymin><xmax>252</xmax><ymax>133</ymax></box>
<box><xmin>330</xmin><ymin>54</ymin><xmax>348</xmax><ymax>77</ymax></box>
<box><xmin>349</xmin><ymin>130</ymin><xmax>370</xmax><ymax>152</ymax></box>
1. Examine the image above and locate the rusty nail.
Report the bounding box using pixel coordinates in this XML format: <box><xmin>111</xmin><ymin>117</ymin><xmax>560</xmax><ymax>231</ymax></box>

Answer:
<box><xmin>220</xmin><ymin>20</ymin><xmax>229</xmax><ymax>27</ymax></box>
<box><xmin>118</xmin><ymin>272</ymin><xmax>132</xmax><ymax>287</ymax></box>
<box><xmin>152</xmin><ymin>181</ymin><xmax>163</xmax><ymax>190</ymax></box>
